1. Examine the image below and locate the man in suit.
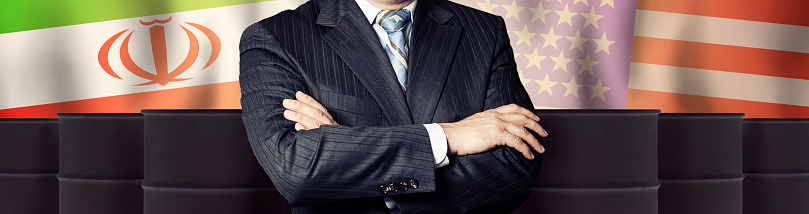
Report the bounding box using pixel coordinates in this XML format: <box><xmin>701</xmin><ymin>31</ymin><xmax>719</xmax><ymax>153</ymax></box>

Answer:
<box><xmin>239</xmin><ymin>0</ymin><xmax>549</xmax><ymax>213</ymax></box>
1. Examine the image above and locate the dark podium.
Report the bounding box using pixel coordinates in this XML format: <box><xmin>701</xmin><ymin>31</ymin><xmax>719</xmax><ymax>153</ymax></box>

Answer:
<box><xmin>57</xmin><ymin>113</ymin><xmax>144</xmax><ymax>214</ymax></box>
<box><xmin>0</xmin><ymin>119</ymin><xmax>59</xmax><ymax>214</ymax></box>
<box><xmin>141</xmin><ymin>109</ymin><xmax>290</xmax><ymax>214</ymax></box>
<box><xmin>658</xmin><ymin>113</ymin><xmax>744</xmax><ymax>214</ymax></box>
<box><xmin>513</xmin><ymin>109</ymin><xmax>660</xmax><ymax>214</ymax></box>
<box><xmin>743</xmin><ymin>118</ymin><xmax>809</xmax><ymax>214</ymax></box>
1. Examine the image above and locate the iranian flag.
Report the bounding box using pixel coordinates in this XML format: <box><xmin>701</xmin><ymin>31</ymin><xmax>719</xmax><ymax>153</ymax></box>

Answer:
<box><xmin>0</xmin><ymin>0</ymin><xmax>307</xmax><ymax>118</ymax></box>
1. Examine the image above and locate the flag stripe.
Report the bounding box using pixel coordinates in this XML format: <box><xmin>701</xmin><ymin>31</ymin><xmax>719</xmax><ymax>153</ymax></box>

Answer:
<box><xmin>634</xmin><ymin>10</ymin><xmax>809</xmax><ymax>54</ymax></box>
<box><xmin>0</xmin><ymin>81</ymin><xmax>240</xmax><ymax>118</ymax></box>
<box><xmin>629</xmin><ymin>63</ymin><xmax>809</xmax><ymax>107</ymax></box>
<box><xmin>0</xmin><ymin>0</ymin><xmax>275</xmax><ymax>34</ymax></box>
<box><xmin>627</xmin><ymin>89</ymin><xmax>809</xmax><ymax>118</ymax></box>
<box><xmin>636</xmin><ymin>0</ymin><xmax>809</xmax><ymax>27</ymax></box>
<box><xmin>631</xmin><ymin>36</ymin><xmax>809</xmax><ymax>81</ymax></box>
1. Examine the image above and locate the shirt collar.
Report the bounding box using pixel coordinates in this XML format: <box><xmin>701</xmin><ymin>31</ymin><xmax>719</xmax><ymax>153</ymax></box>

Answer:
<box><xmin>355</xmin><ymin>0</ymin><xmax>418</xmax><ymax>24</ymax></box>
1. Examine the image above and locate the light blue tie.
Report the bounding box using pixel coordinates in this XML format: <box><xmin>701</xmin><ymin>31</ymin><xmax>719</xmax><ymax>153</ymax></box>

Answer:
<box><xmin>376</xmin><ymin>9</ymin><xmax>411</xmax><ymax>89</ymax></box>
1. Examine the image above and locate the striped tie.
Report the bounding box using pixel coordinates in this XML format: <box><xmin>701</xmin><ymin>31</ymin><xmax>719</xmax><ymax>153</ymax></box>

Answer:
<box><xmin>376</xmin><ymin>9</ymin><xmax>411</xmax><ymax>89</ymax></box>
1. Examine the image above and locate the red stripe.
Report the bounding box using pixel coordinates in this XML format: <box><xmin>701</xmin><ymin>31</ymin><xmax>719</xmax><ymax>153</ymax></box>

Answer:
<box><xmin>631</xmin><ymin>36</ymin><xmax>809</xmax><ymax>81</ymax></box>
<box><xmin>0</xmin><ymin>81</ymin><xmax>241</xmax><ymax>118</ymax></box>
<box><xmin>636</xmin><ymin>0</ymin><xmax>809</xmax><ymax>27</ymax></box>
<box><xmin>626</xmin><ymin>89</ymin><xmax>809</xmax><ymax>118</ymax></box>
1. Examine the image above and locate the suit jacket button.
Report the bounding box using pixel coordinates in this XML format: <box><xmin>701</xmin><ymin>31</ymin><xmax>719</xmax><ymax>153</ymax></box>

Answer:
<box><xmin>399</xmin><ymin>181</ymin><xmax>409</xmax><ymax>191</ymax></box>
<box><xmin>379</xmin><ymin>185</ymin><xmax>389</xmax><ymax>194</ymax></box>
<box><xmin>409</xmin><ymin>179</ymin><xmax>419</xmax><ymax>189</ymax></box>
<box><xmin>389</xmin><ymin>183</ymin><xmax>399</xmax><ymax>193</ymax></box>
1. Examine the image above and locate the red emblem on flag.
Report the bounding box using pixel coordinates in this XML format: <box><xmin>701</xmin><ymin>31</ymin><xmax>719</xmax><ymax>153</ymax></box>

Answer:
<box><xmin>98</xmin><ymin>17</ymin><xmax>221</xmax><ymax>86</ymax></box>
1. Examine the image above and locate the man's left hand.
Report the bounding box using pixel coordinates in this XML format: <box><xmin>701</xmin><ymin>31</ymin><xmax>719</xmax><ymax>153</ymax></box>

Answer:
<box><xmin>282</xmin><ymin>91</ymin><xmax>338</xmax><ymax>130</ymax></box>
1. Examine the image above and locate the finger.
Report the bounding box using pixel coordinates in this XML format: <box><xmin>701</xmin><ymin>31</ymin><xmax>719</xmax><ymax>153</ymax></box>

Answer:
<box><xmin>296</xmin><ymin>92</ymin><xmax>330</xmax><ymax>115</ymax></box>
<box><xmin>501</xmin><ymin>120</ymin><xmax>544</xmax><ymax>154</ymax></box>
<box><xmin>283</xmin><ymin>99</ymin><xmax>334</xmax><ymax>125</ymax></box>
<box><xmin>500</xmin><ymin>131</ymin><xmax>535</xmax><ymax>159</ymax></box>
<box><xmin>499</xmin><ymin>113</ymin><xmax>549</xmax><ymax>138</ymax></box>
<box><xmin>494</xmin><ymin>104</ymin><xmax>540</xmax><ymax>121</ymax></box>
<box><xmin>284</xmin><ymin>110</ymin><xmax>323</xmax><ymax>129</ymax></box>
<box><xmin>294</xmin><ymin>123</ymin><xmax>308</xmax><ymax>131</ymax></box>
<box><xmin>294</xmin><ymin>92</ymin><xmax>338</xmax><ymax>124</ymax></box>
<box><xmin>492</xmin><ymin>104</ymin><xmax>519</xmax><ymax>113</ymax></box>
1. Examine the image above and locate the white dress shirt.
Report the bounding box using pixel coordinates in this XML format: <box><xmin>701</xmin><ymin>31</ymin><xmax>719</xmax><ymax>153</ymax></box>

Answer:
<box><xmin>355</xmin><ymin>0</ymin><xmax>450</xmax><ymax>210</ymax></box>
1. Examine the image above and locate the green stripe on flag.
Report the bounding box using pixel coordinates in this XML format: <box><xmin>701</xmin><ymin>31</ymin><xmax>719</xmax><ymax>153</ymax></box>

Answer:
<box><xmin>0</xmin><ymin>0</ymin><xmax>275</xmax><ymax>34</ymax></box>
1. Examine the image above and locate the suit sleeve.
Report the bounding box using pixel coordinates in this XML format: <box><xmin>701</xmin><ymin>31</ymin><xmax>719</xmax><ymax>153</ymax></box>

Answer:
<box><xmin>393</xmin><ymin>17</ymin><xmax>542</xmax><ymax>213</ymax></box>
<box><xmin>239</xmin><ymin>22</ymin><xmax>438</xmax><ymax>206</ymax></box>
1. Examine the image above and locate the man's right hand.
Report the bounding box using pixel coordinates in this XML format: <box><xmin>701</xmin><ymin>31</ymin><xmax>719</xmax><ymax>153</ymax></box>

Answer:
<box><xmin>439</xmin><ymin>104</ymin><xmax>548</xmax><ymax>160</ymax></box>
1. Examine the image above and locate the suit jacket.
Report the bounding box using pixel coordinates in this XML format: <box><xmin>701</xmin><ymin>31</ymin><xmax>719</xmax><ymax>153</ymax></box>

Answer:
<box><xmin>239</xmin><ymin>0</ymin><xmax>542</xmax><ymax>213</ymax></box>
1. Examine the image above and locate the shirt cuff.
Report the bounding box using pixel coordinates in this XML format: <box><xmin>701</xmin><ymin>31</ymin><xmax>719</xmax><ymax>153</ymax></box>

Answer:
<box><xmin>384</xmin><ymin>196</ymin><xmax>396</xmax><ymax>209</ymax></box>
<box><xmin>423</xmin><ymin>123</ymin><xmax>450</xmax><ymax>168</ymax></box>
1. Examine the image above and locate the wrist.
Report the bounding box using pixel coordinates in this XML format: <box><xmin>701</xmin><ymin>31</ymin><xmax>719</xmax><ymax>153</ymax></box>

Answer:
<box><xmin>438</xmin><ymin>123</ymin><xmax>457</xmax><ymax>156</ymax></box>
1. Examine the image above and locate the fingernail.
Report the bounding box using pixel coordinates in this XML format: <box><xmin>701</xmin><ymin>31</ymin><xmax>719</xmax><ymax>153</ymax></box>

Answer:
<box><xmin>530</xmin><ymin>153</ymin><xmax>535</xmax><ymax>159</ymax></box>
<box><xmin>543</xmin><ymin>130</ymin><xmax>549</xmax><ymax>136</ymax></box>
<box><xmin>284</xmin><ymin>110</ymin><xmax>294</xmax><ymax>118</ymax></box>
<box><xmin>283</xmin><ymin>99</ymin><xmax>292</xmax><ymax>106</ymax></box>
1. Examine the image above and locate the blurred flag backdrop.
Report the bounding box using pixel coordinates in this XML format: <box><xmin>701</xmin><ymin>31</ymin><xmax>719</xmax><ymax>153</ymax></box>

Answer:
<box><xmin>1</xmin><ymin>0</ymin><xmax>807</xmax><ymax>118</ymax></box>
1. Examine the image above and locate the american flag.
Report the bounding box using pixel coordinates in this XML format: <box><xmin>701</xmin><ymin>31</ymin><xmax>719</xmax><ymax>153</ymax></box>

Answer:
<box><xmin>454</xmin><ymin>0</ymin><xmax>636</xmax><ymax>109</ymax></box>
<box><xmin>628</xmin><ymin>0</ymin><xmax>809</xmax><ymax>118</ymax></box>
<box><xmin>454</xmin><ymin>0</ymin><xmax>809</xmax><ymax>118</ymax></box>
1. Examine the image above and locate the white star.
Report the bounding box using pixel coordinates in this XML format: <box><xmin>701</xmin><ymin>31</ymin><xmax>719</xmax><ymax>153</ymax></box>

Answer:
<box><xmin>528</xmin><ymin>1</ymin><xmax>551</xmax><ymax>23</ymax></box>
<box><xmin>512</xmin><ymin>25</ymin><xmax>536</xmax><ymax>47</ymax></box>
<box><xmin>549</xmin><ymin>51</ymin><xmax>572</xmax><ymax>72</ymax></box>
<box><xmin>502</xmin><ymin>0</ymin><xmax>525</xmax><ymax>21</ymax></box>
<box><xmin>536</xmin><ymin>73</ymin><xmax>558</xmax><ymax>96</ymax></box>
<box><xmin>476</xmin><ymin>0</ymin><xmax>499</xmax><ymax>14</ymax></box>
<box><xmin>565</xmin><ymin>30</ymin><xmax>588</xmax><ymax>52</ymax></box>
<box><xmin>524</xmin><ymin>48</ymin><xmax>546</xmax><ymax>70</ymax></box>
<box><xmin>576</xmin><ymin>53</ymin><xmax>599</xmax><ymax>75</ymax></box>
<box><xmin>573</xmin><ymin>0</ymin><xmax>589</xmax><ymax>6</ymax></box>
<box><xmin>600</xmin><ymin>0</ymin><xmax>615</xmax><ymax>8</ymax></box>
<box><xmin>592</xmin><ymin>32</ymin><xmax>616</xmax><ymax>55</ymax></box>
<box><xmin>588</xmin><ymin>79</ymin><xmax>611</xmax><ymax>101</ymax></box>
<box><xmin>554</xmin><ymin>4</ymin><xmax>577</xmax><ymax>26</ymax></box>
<box><xmin>539</xmin><ymin>28</ymin><xmax>563</xmax><ymax>49</ymax></box>
<box><xmin>561</xmin><ymin>76</ymin><xmax>584</xmax><ymax>98</ymax></box>
<box><xmin>581</xmin><ymin>8</ymin><xmax>604</xmax><ymax>29</ymax></box>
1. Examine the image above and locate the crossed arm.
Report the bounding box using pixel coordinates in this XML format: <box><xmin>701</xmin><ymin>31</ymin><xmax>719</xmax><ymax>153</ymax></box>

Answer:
<box><xmin>283</xmin><ymin>91</ymin><xmax>547</xmax><ymax>159</ymax></box>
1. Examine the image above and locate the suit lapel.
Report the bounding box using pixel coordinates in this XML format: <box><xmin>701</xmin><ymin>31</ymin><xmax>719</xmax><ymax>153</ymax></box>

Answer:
<box><xmin>318</xmin><ymin>0</ymin><xmax>413</xmax><ymax>125</ymax></box>
<box><xmin>406</xmin><ymin>1</ymin><xmax>461</xmax><ymax>124</ymax></box>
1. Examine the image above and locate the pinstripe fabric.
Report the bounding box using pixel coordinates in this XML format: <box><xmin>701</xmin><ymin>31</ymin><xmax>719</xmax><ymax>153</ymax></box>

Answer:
<box><xmin>239</xmin><ymin>0</ymin><xmax>541</xmax><ymax>213</ymax></box>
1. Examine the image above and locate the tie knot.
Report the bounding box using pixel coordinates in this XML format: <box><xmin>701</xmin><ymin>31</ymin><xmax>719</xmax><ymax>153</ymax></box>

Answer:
<box><xmin>376</xmin><ymin>9</ymin><xmax>411</xmax><ymax>34</ymax></box>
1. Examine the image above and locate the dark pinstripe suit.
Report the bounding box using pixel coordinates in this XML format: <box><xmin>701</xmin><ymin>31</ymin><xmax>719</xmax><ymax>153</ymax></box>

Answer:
<box><xmin>239</xmin><ymin>0</ymin><xmax>542</xmax><ymax>213</ymax></box>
